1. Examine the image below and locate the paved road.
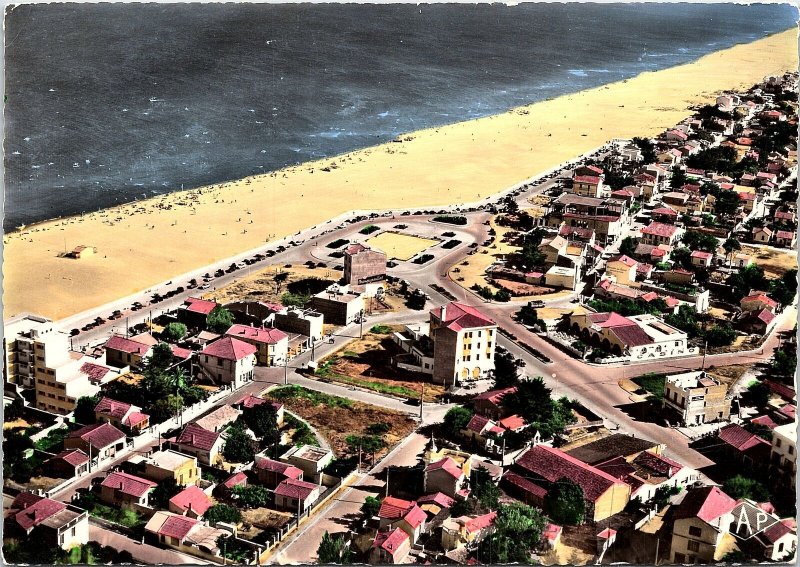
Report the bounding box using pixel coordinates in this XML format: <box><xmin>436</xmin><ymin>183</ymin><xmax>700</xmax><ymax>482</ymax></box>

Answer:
<box><xmin>89</xmin><ymin>524</ymin><xmax>209</xmax><ymax>565</ymax></box>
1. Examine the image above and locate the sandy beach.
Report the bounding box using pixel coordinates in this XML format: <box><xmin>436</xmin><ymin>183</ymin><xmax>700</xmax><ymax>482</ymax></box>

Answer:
<box><xmin>4</xmin><ymin>29</ymin><xmax>797</xmax><ymax>321</ymax></box>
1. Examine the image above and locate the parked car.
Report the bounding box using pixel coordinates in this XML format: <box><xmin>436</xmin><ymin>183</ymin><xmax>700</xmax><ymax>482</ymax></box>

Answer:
<box><xmin>70</xmin><ymin>328</ymin><xmax>81</xmax><ymax>336</ymax></box>
<box><xmin>199</xmin><ymin>283</ymin><xmax>210</xmax><ymax>290</ymax></box>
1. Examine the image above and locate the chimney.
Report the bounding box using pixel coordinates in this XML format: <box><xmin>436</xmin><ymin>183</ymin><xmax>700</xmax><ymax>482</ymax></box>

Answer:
<box><xmin>441</xmin><ymin>305</ymin><xmax>447</xmax><ymax>321</ymax></box>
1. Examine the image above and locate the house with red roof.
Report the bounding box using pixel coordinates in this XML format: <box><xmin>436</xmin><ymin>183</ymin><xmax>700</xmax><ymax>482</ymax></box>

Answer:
<box><xmin>169</xmin><ymin>485</ymin><xmax>213</xmax><ymax>519</ymax></box>
<box><xmin>441</xmin><ymin>511</ymin><xmax>497</xmax><ymax>551</ymax></box>
<box><xmin>429</xmin><ymin>302</ymin><xmax>498</xmax><ymax>386</ymax></box>
<box><xmin>417</xmin><ymin>492</ymin><xmax>456</xmax><ymax>517</ymax></box>
<box><xmin>4</xmin><ymin>492</ymin><xmax>89</xmax><ymax>551</ymax></box>
<box><xmin>669</xmin><ymin>486</ymin><xmax>738</xmax><ymax>563</ymax></box>
<box><xmin>717</xmin><ymin>423</ymin><xmax>772</xmax><ymax>466</ymax></box>
<box><xmin>104</xmin><ymin>334</ymin><xmax>154</xmax><ymax>368</ymax></box>
<box><xmin>572</xmin><ymin>173</ymin><xmax>608</xmax><ymax>199</ymax></box>
<box><xmin>254</xmin><ymin>456</ymin><xmax>303</xmax><ymax>488</ymax></box>
<box><xmin>369</xmin><ymin>527</ymin><xmax>411</xmax><ymax>564</ymax></box>
<box><xmin>178</xmin><ymin>297</ymin><xmax>221</xmax><ymax>328</ymax></box>
<box><xmin>274</xmin><ymin>478</ymin><xmax>320</xmax><ymax>513</ymax></box>
<box><xmin>199</xmin><ymin>336</ymin><xmax>257</xmax><ymax>388</ymax></box>
<box><xmin>641</xmin><ymin>221</ymin><xmax>682</xmax><ymax>246</ymax></box>
<box><xmin>44</xmin><ymin>449</ymin><xmax>90</xmax><ymax>478</ymax></box>
<box><xmin>775</xmin><ymin>230</ymin><xmax>796</xmax><ymax>249</ymax></box>
<box><xmin>225</xmin><ymin>324</ymin><xmax>288</xmax><ymax>366</ymax></box>
<box><xmin>734</xmin><ymin>308</ymin><xmax>776</xmax><ymax>336</ymax></box>
<box><xmin>144</xmin><ymin>510</ymin><xmax>228</xmax><ymax>561</ymax></box>
<box><xmin>752</xmin><ymin>226</ymin><xmax>773</xmax><ymax>243</ymax></box>
<box><xmin>740</xmin><ymin>293</ymin><xmax>779</xmax><ymax>314</ymax></box>
<box><xmin>690</xmin><ymin>250</ymin><xmax>714</xmax><ymax>268</ymax></box>
<box><xmin>513</xmin><ymin>445</ymin><xmax>631</xmax><ymax>522</ymax></box>
<box><xmin>64</xmin><ymin>422</ymin><xmax>127</xmax><ymax>462</ymax></box>
<box><xmin>94</xmin><ymin>396</ymin><xmax>150</xmax><ymax>433</ymax></box>
<box><xmin>472</xmin><ymin>386</ymin><xmax>516</xmax><ymax>419</ymax></box>
<box><xmin>424</xmin><ymin>457</ymin><xmax>467</xmax><ymax>499</ymax></box>
<box><xmin>99</xmin><ymin>470</ymin><xmax>157</xmax><ymax>509</ymax></box>
<box><xmin>605</xmin><ymin>255</ymin><xmax>639</xmax><ymax>286</ymax></box>
<box><xmin>171</xmin><ymin>423</ymin><xmax>224</xmax><ymax>466</ymax></box>
<box><xmin>595</xmin><ymin>451</ymin><xmax>698</xmax><ymax>503</ymax></box>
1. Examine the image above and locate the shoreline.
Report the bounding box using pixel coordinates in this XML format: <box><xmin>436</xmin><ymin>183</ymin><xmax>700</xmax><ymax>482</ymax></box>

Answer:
<box><xmin>4</xmin><ymin>29</ymin><xmax>797</xmax><ymax>321</ymax></box>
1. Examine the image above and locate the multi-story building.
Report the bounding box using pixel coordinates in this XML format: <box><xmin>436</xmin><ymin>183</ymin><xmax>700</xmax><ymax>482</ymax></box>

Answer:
<box><xmin>545</xmin><ymin>193</ymin><xmax>628</xmax><ymax>244</ymax></box>
<box><xmin>5</xmin><ymin>492</ymin><xmax>89</xmax><ymax>551</ymax></box>
<box><xmin>343</xmin><ymin>243</ymin><xmax>387</xmax><ymax>285</ymax></box>
<box><xmin>770</xmin><ymin>422</ymin><xmax>797</xmax><ymax>480</ymax></box>
<box><xmin>309</xmin><ymin>286</ymin><xmax>365</xmax><ymax>325</ymax></box>
<box><xmin>3</xmin><ymin>313</ymin><xmax>58</xmax><ymax>387</ymax></box>
<box><xmin>669</xmin><ymin>486</ymin><xmax>737</xmax><ymax>564</ymax></box>
<box><xmin>224</xmin><ymin>324</ymin><xmax>288</xmax><ymax>366</ymax></box>
<box><xmin>36</xmin><ymin>358</ymin><xmax>122</xmax><ymax>416</ymax></box>
<box><xmin>429</xmin><ymin>302</ymin><xmax>497</xmax><ymax>386</ymax></box>
<box><xmin>198</xmin><ymin>337</ymin><xmax>256</xmax><ymax>387</ymax></box>
<box><xmin>663</xmin><ymin>371</ymin><xmax>731</xmax><ymax>426</ymax></box>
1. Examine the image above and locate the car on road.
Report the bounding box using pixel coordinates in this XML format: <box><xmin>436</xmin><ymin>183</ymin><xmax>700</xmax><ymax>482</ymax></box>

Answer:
<box><xmin>70</xmin><ymin>328</ymin><xmax>80</xmax><ymax>336</ymax></box>
<box><xmin>199</xmin><ymin>283</ymin><xmax>210</xmax><ymax>290</ymax></box>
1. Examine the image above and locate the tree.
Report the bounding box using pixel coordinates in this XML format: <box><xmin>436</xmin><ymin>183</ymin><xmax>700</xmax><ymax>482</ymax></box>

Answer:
<box><xmin>163</xmin><ymin>322</ymin><xmax>188</xmax><ymax>342</ymax></box>
<box><xmin>273</xmin><ymin>271</ymin><xmax>290</xmax><ymax>294</ymax></box>
<box><xmin>206</xmin><ymin>305</ymin><xmax>234</xmax><ymax>333</ymax></box>
<box><xmin>619</xmin><ymin>236</ymin><xmax>637</xmax><ymax>257</ymax></box>
<box><xmin>493</xmin><ymin>347</ymin><xmax>525</xmax><ymax>388</ymax></box>
<box><xmin>223</xmin><ymin>425</ymin><xmax>255</xmax><ymax>463</ymax></box>
<box><xmin>769</xmin><ymin>268</ymin><xmax>798</xmax><ymax>306</ymax></box>
<box><xmin>517</xmin><ymin>304</ymin><xmax>543</xmax><ymax>330</ymax></box>
<box><xmin>494</xmin><ymin>289</ymin><xmax>511</xmax><ymax>302</ymax></box>
<box><xmin>361</xmin><ymin>496</ymin><xmax>381</xmax><ymax>518</ymax></box>
<box><xmin>520</xmin><ymin>228</ymin><xmax>547</xmax><ymax>268</ymax></box>
<box><xmin>747</xmin><ymin>381</ymin><xmax>770</xmax><ymax>408</ymax></box>
<box><xmin>477</xmin><ymin>503</ymin><xmax>546</xmax><ymax>564</ymax></box>
<box><xmin>151</xmin><ymin>478</ymin><xmax>180</xmax><ymax>509</ymax></box>
<box><xmin>632</xmin><ymin>137</ymin><xmax>656</xmax><ymax>164</ymax></box>
<box><xmin>714</xmin><ymin>190</ymin><xmax>741</xmax><ymax>217</ymax></box>
<box><xmin>728</xmin><ymin>264</ymin><xmax>768</xmax><ymax>302</ymax></box>
<box><xmin>317</xmin><ymin>531</ymin><xmax>352</xmax><ymax>565</ymax></box>
<box><xmin>443</xmin><ymin>406</ymin><xmax>473</xmax><ymax>433</ymax></box>
<box><xmin>149</xmin><ymin>394</ymin><xmax>183</xmax><ymax>423</ymax></box>
<box><xmin>665</xmin><ymin>305</ymin><xmax>700</xmax><ymax>338</ymax></box>
<box><xmin>345</xmin><ymin>434</ymin><xmax>385</xmax><ymax>464</ymax></box>
<box><xmin>471</xmin><ymin>467</ymin><xmax>500</xmax><ymax>511</ymax></box>
<box><xmin>242</xmin><ymin>403</ymin><xmax>280</xmax><ymax>448</ymax></box>
<box><xmin>146</xmin><ymin>342</ymin><xmax>176</xmax><ymax>373</ymax></box>
<box><xmin>723</xmin><ymin>475</ymin><xmax>770</xmax><ymax>502</ymax></box>
<box><xmin>670</xmin><ymin>166</ymin><xmax>687</xmax><ymax>189</ymax></box>
<box><xmin>74</xmin><ymin>395</ymin><xmax>99</xmax><ymax>425</ymax></box>
<box><xmin>771</xmin><ymin>343</ymin><xmax>797</xmax><ymax>380</ymax></box>
<box><xmin>546</xmin><ymin>478</ymin><xmax>586</xmax><ymax>525</ymax></box>
<box><xmin>205</xmin><ymin>503</ymin><xmax>242</xmax><ymax>525</ymax></box>
<box><xmin>232</xmin><ymin>485</ymin><xmax>271</xmax><ymax>508</ymax></box>
<box><xmin>722</xmin><ymin>237</ymin><xmax>741</xmax><ymax>265</ymax></box>
<box><xmin>681</xmin><ymin>231</ymin><xmax>719</xmax><ymax>253</ymax></box>
<box><xmin>503</xmin><ymin>377</ymin><xmax>554</xmax><ymax>425</ymax></box>
<box><xmin>704</xmin><ymin>323</ymin><xmax>737</xmax><ymax>348</ymax></box>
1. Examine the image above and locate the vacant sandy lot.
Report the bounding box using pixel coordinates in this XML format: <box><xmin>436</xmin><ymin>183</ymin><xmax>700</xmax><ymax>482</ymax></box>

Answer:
<box><xmin>4</xmin><ymin>31</ymin><xmax>796</xmax><ymax>320</ymax></box>
<box><xmin>366</xmin><ymin>232</ymin><xmax>438</xmax><ymax>261</ymax></box>
<box><xmin>740</xmin><ymin>245</ymin><xmax>797</xmax><ymax>279</ymax></box>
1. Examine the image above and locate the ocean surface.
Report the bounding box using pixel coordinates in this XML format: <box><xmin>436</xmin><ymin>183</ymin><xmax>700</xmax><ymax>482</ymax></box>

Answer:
<box><xmin>4</xmin><ymin>3</ymin><xmax>797</xmax><ymax>230</ymax></box>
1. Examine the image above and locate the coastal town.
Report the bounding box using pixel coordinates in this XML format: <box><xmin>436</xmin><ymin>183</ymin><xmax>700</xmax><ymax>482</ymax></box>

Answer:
<box><xmin>3</xmin><ymin>62</ymin><xmax>798</xmax><ymax>567</ymax></box>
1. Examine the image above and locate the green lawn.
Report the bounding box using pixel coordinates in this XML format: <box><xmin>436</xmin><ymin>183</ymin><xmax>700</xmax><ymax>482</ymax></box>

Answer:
<box><xmin>632</xmin><ymin>373</ymin><xmax>667</xmax><ymax>398</ymax></box>
<box><xmin>270</xmin><ymin>384</ymin><xmax>353</xmax><ymax>408</ymax></box>
<box><xmin>369</xmin><ymin>324</ymin><xmax>393</xmax><ymax>334</ymax></box>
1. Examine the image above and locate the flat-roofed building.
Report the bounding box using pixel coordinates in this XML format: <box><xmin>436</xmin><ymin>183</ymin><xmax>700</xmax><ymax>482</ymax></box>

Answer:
<box><xmin>127</xmin><ymin>449</ymin><xmax>201</xmax><ymax>487</ymax></box>
<box><xmin>663</xmin><ymin>371</ymin><xmax>731</xmax><ymax>426</ymax></box>
<box><xmin>429</xmin><ymin>302</ymin><xmax>498</xmax><ymax>386</ymax></box>
<box><xmin>309</xmin><ymin>286</ymin><xmax>365</xmax><ymax>326</ymax></box>
<box><xmin>281</xmin><ymin>444</ymin><xmax>333</xmax><ymax>483</ymax></box>
<box><xmin>344</xmin><ymin>243</ymin><xmax>387</xmax><ymax>286</ymax></box>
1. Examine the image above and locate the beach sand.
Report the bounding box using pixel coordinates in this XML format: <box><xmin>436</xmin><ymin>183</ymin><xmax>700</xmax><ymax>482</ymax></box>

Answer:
<box><xmin>4</xmin><ymin>30</ymin><xmax>797</xmax><ymax>321</ymax></box>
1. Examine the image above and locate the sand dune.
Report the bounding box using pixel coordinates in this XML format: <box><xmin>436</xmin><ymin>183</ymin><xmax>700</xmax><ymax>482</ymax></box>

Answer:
<box><xmin>3</xmin><ymin>30</ymin><xmax>797</xmax><ymax>321</ymax></box>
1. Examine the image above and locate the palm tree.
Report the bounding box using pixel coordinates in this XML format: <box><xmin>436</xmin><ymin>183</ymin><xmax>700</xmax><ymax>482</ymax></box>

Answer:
<box><xmin>273</xmin><ymin>271</ymin><xmax>289</xmax><ymax>294</ymax></box>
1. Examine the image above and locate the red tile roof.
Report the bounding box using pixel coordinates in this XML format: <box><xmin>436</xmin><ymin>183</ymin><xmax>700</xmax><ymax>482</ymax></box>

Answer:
<box><xmin>176</xmin><ymin>423</ymin><xmax>221</xmax><ymax>452</ymax></box>
<box><xmin>741</xmin><ymin>294</ymin><xmax>778</xmax><ymax>309</ymax></box>
<box><xmin>169</xmin><ymin>485</ymin><xmax>213</xmax><ymax>516</ymax></box>
<box><xmin>465</xmin><ymin>414</ymin><xmax>493</xmax><ymax>435</ymax></box>
<box><xmin>372</xmin><ymin>527</ymin><xmax>409</xmax><ymax>553</ymax></box>
<box><xmin>79</xmin><ymin>362</ymin><xmax>111</xmax><ymax>383</ymax></box>
<box><xmin>158</xmin><ymin>514</ymin><xmax>198</xmax><ymax>540</ymax></box>
<box><xmin>402</xmin><ymin>504</ymin><xmax>427</xmax><ymax>529</ymax></box>
<box><xmin>123</xmin><ymin>411</ymin><xmax>150</xmax><ymax>427</ymax></box>
<box><xmin>674</xmin><ymin>486</ymin><xmax>736</xmax><ymax>524</ymax></box>
<box><xmin>432</xmin><ymin>302</ymin><xmax>495</xmax><ymax>332</ymax></box>
<box><xmin>417</xmin><ymin>492</ymin><xmax>456</xmax><ymax>509</ymax></box>
<box><xmin>226</xmin><ymin>324</ymin><xmax>288</xmax><ymax>345</ymax></box>
<box><xmin>171</xmin><ymin>345</ymin><xmax>193</xmax><ymax>360</ymax></box>
<box><xmin>750</xmin><ymin>415</ymin><xmax>778</xmax><ymax>430</ymax></box>
<box><xmin>691</xmin><ymin>250</ymin><xmax>713</xmax><ymax>260</ymax></box>
<box><xmin>10</xmin><ymin>494</ymin><xmax>67</xmax><ymax>531</ymax></box>
<box><xmin>222</xmin><ymin>471</ymin><xmax>248</xmax><ymax>489</ymax></box>
<box><xmin>641</xmin><ymin>222</ymin><xmax>679</xmax><ymax>238</ymax></box>
<box><xmin>613</xmin><ymin>255</ymin><xmax>638</xmax><ymax>268</ymax></box>
<box><xmin>106</xmin><ymin>335</ymin><xmax>152</xmax><ymax>355</ymax></box>
<box><xmin>587</xmin><ymin>312</ymin><xmax>635</xmax><ymax>329</ymax></box>
<box><xmin>101</xmin><ymin>471</ymin><xmax>156</xmax><ymax>497</ymax></box>
<box><xmin>94</xmin><ymin>397</ymin><xmax>133</xmax><ymax>420</ymax></box>
<box><xmin>202</xmin><ymin>336</ymin><xmax>258</xmax><ymax>361</ymax></box>
<box><xmin>69</xmin><ymin>422</ymin><xmax>126</xmax><ymax>448</ymax></box>
<box><xmin>762</xmin><ymin>519</ymin><xmax>793</xmax><ymax>543</ymax></box>
<box><xmin>50</xmin><ymin>449</ymin><xmax>89</xmax><ymax>467</ymax></box>
<box><xmin>379</xmin><ymin>496</ymin><xmax>414</xmax><ymax>520</ymax></box>
<box><xmin>503</xmin><ymin>471</ymin><xmax>548</xmax><ymax>499</ymax></box>
<box><xmin>425</xmin><ymin>457</ymin><xmax>464</xmax><ymax>479</ymax></box>
<box><xmin>499</xmin><ymin>415</ymin><xmax>526</xmax><ymax>431</ymax></box>
<box><xmin>183</xmin><ymin>297</ymin><xmax>219</xmax><ymax>315</ymax></box>
<box><xmin>652</xmin><ymin>207</ymin><xmax>678</xmax><ymax>217</ymax></box>
<box><xmin>473</xmin><ymin>386</ymin><xmax>516</xmax><ymax>404</ymax></box>
<box><xmin>544</xmin><ymin>523</ymin><xmax>563</xmax><ymax>542</ymax></box>
<box><xmin>274</xmin><ymin>478</ymin><xmax>318</xmax><ymax>500</ymax></box>
<box><xmin>255</xmin><ymin>457</ymin><xmax>303</xmax><ymax>479</ymax></box>
<box><xmin>718</xmin><ymin>424</ymin><xmax>771</xmax><ymax>454</ymax></box>
<box><xmin>516</xmin><ymin>445</ymin><xmax>626</xmax><ymax>502</ymax></box>
<box><xmin>633</xmin><ymin>451</ymin><xmax>683</xmax><ymax>476</ymax></box>
<box><xmin>574</xmin><ymin>175</ymin><xmax>602</xmax><ymax>184</ymax></box>
<box><xmin>464</xmin><ymin>511</ymin><xmax>497</xmax><ymax>534</ymax></box>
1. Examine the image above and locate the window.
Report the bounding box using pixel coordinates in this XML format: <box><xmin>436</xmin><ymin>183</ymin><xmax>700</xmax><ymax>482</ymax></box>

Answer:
<box><xmin>71</xmin><ymin>527</ymin><xmax>76</xmax><ymax>537</ymax></box>
<box><xmin>789</xmin><ymin>445</ymin><xmax>794</xmax><ymax>455</ymax></box>
<box><xmin>687</xmin><ymin>541</ymin><xmax>700</xmax><ymax>553</ymax></box>
<box><xmin>674</xmin><ymin>553</ymin><xmax>686</xmax><ymax>564</ymax></box>
<box><xmin>776</xmin><ymin>438</ymin><xmax>782</xmax><ymax>448</ymax></box>
<box><xmin>688</xmin><ymin>526</ymin><xmax>702</xmax><ymax>537</ymax></box>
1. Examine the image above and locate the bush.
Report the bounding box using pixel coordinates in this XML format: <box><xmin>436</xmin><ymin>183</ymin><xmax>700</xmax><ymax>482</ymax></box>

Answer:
<box><xmin>441</xmin><ymin>239</ymin><xmax>461</xmax><ymax>249</ymax></box>
<box><xmin>433</xmin><ymin>215</ymin><xmax>468</xmax><ymax>225</ymax></box>
<box><xmin>412</xmin><ymin>254</ymin><xmax>434</xmax><ymax>265</ymax></box>
<box><xmin>326</xmin><ymin>238</ymin><xmax>349</xmax><ymax>249</ymax></box>
<box><xmin>359</xmin><ymin>225</ymin><xmax>380</xmax><ymax>235</ymax></box>
<box><xmin>163</xmin><ymin>322</ymin><xmax>188</xmax><ymax>342</ymax></box>
<box><xmin>205</xmin><ymin>504</ymin><xmax>243</xmax><ymax>525</ymax></box>
<box><xmin>369</xmin><ymin>324</ymin><xmax>393</xmax><ymax>334</ymax></box>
